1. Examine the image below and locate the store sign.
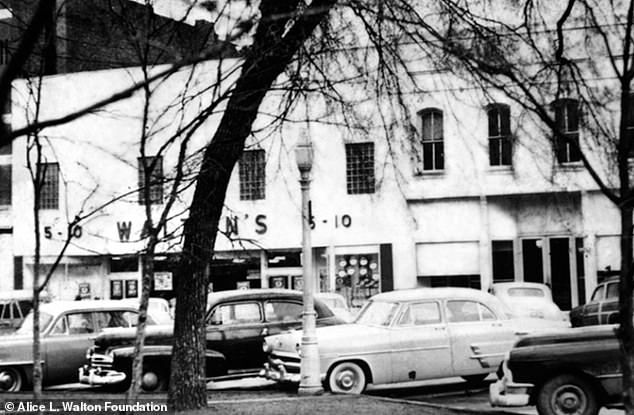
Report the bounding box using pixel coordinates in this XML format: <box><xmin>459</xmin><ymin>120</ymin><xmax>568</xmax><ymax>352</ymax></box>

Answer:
<box><xmin>154</xmin><ymin>272</ymin><xmax>173</xmax><ymax>291</ymax></box>
<box><xmin>110</xmin><ymin>280</ymin><xmax>123</xmax><ymax>300</ymax></box>
<box><xmin>78</xmin><ymin>282</ymin><xmax>91</xmax><ymax>299</ymax></box>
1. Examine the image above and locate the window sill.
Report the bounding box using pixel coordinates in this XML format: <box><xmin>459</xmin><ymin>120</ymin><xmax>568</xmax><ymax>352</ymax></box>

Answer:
<box><xmin>487</xmin><ymin>165</ymin><xmax>513</xmax><ymax>174</ymax></box>
<box><xmin>556</xmin><ymin>161</ymin><xmax>584</xmax><ymax>171</ymax></box>
<box><xmin>414</xmin><ymin>170</ymin><xmax>445</xmax><ymax>178</ymax></box>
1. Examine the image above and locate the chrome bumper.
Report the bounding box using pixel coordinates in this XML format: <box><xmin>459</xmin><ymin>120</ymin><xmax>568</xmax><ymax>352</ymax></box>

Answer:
<box><xmin>259</xmin><ymin>359</ymin><xmax>301</xmax><ymax>383</ymax></box>
<box><xmin>489</xmin><ymin>378</ymin><xmax>533</xmax><ymax>406</ymax></box>
<box><xmin>78</xmin><ymin>366</ymin><xmax>127</xmax><ymax>386</ymax></box>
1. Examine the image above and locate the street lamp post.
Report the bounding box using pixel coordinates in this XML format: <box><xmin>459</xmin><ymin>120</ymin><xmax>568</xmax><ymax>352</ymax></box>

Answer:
<box><xmin>295</xmin><ymin>135</ymin><xmax>323</xmax><ymax>396</ymax></box>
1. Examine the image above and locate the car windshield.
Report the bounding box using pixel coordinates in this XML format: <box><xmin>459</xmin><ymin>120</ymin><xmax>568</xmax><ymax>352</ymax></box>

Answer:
<box><xmin>320</xmin><ymin>297</ymin><xmax>346</xmax><ymax>310</ymax></box>
<box><xmin>15</xmin><ymin>311</ymin><xmax>54</xmax><ymax>335</ymax></box>
<box><xmin>508</xmin><ymin>288</ymin><xmax>545</xmax><ymax>297</ymax></box>
<box><xmin>355</xmin><ymin>301</ymin><xmax>398</xmax><ymax>326</ymax></box>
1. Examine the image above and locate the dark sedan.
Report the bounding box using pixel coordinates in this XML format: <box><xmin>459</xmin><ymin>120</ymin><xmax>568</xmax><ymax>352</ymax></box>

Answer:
<box><xmin>569</xmin><ymin>277</ymin><xmax>619</xmax><ymax>327</ymax></box>
<box><xmin>80</xmin><ymin>289</ymin><xmax>344</xmax><ymax>391</ymax></box>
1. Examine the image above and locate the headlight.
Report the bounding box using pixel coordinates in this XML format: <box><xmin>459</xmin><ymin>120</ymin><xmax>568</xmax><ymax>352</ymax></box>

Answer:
<box><xmin>263</xmin><ymin>340</ymin><xmax>272</xmax><ymax>354</ymax></box>
<box><xmin>85</xmin><ymin>347</ymin><xmax>94</xmax><ymax>360</ymax></box>
<box><xmin>295</xmin><ymin>343</ymin><xmax>301</xmax><ymax>357</ymax></box>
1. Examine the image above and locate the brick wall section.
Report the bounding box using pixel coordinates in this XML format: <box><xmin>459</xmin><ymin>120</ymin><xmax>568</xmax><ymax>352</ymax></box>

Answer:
<box><xmin>1</xmin><ymin>0</ymin><xmax>236</xmax><ymax>75</ymax></box>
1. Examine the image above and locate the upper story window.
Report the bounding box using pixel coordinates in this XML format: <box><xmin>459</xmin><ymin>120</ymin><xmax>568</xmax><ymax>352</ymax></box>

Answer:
<box><xmin>38</xmin><ymin>162</ymin><xmax>59</xmax><ymax>210</ymax></box>
<box><xmin>419</xmin><ymin>108</ymin><xmax>444</xmax><ymax>171</ymax></box>
<box><xmin>138</xmin><ymin>156</ymin><xmax>163</xmax><ymax>205</ymax></box>
<box><xmin>625</xmin><ymin>94</ymin><xmax>634</xmax><ymax>157</ymax></box>
<box><xmin>239</xmin><ymin>150</ymin><xmax>265</xmax><ymax>200</ymax></box>
<box><xmin>345</xmin><ymin>142</ymin><xmax>375</xmax><ymax>194</ymax></box>
<box><xmin>553</xmin><ymin>98</ymin><xmax>581</xmax><ymax>163</ymax></box>
<box><xmin>487</xmin><ymin>103</ymin><xmax>512</xmax><ymax>166</ymax></box>
<box><xmin>0</xmin><ymin>164</ymin><xmax>9</xmax><ymax>206</ymax></box>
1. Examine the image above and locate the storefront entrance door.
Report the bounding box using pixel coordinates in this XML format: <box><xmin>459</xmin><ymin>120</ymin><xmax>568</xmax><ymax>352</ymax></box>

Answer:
<box><xmin>550</xmin><ymin>238</ymin><xmax>572</xmax><ymax>310</ymax></box>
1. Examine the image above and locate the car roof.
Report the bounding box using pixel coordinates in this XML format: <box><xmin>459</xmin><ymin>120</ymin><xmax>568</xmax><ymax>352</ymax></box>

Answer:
<box><xmin>370</xmin><ymin>287</ymin><xmax>495</xmax><ymax>303</ymax></box>
<box><xmin>39</xmin><ymin>299</ymin><xmax>143</xmax><ymax>316</ymax></box>
<box><xmin>207</xmin><ymin>289</ymin><xmax>303</xmax><ymax>305</ymax></box>
<box><xmin>492</xmin><ymin>282</ymin><xmax>550</xmax><ymax>291</ymax></box>
<box><xmin>315</xmin><ymin>292</ymin><xmax>346</xmax><ymax>300</ymax></box>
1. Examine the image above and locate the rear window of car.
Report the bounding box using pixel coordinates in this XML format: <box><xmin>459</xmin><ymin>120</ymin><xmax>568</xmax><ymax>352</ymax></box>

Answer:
<box><xmin>447</xmin><ymin>301</ymin><xmax>497</xmax><ymax>323</ymax></box>
<box><xmin>398</xmin><ymin>302</ymin><xmax>441</xmax><ymax>326</ymax></box>
<box><xmin>507</xmin><ymin>288</ymin><xmax>545</xmax><ymax>297</ymax></box>
<box><xmin>207</xmin><ymin>302</ymin><xmax>261</xmax><ymax>325</ymax></box>
<box><xmin>264</xmin><ymin>301</ymin><xmax>302</xmax><ymax>322</ymax></box>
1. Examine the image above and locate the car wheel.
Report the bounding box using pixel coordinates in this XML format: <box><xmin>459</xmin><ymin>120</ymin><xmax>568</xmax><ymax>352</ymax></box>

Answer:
<box><xmin>462</xmin><ymin>374</ymin><xmax>488</xmax><ymax>384</ymax></box>
<box><xmin>537</xmin><ymin>374</ymin><xmax>599</xmax><ymax>415</ymax></box>
<box><xmin>0</xmin><ymin>367</ymin><xmax>23</xmax><ymax>392</ymax></box>
<box><xmin>140</xmin><ymin>368</ymin><xmax>168</xmax><ymax>392</ymax></box>
<box><xmin>328</xmin><ymin>362</ymin><xmax>367</xmax><ymax>394</ymax></box>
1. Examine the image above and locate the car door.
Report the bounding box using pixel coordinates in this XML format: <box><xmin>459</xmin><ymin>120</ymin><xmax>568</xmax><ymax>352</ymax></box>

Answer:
<box><xmin>583</xmin><ymin>284</ymin><xmax>604</xmax><ymax>326</ymax></box>
<box><xmin>205</xmin><ymin>301</ymin><xmax>264</xmax><ymax>369</ymax></box>
<box><xmin>44</xmin><ymin>311</ymin><xmax>96</xmax><ymax>385</ymax></box>
<box><xmin>389</xmin><ymin>301</ymin><xmax>452</xmax><ymax>382</ymax></box>
<box><xmin>445</xmin><ymin>300</ymin><xmax>515</xmax><ymax>376</ymax></box>
<box><xmin>600</xmin><ymin>282</ymin><xmax>619</xmax><ymax>324</ymax></box>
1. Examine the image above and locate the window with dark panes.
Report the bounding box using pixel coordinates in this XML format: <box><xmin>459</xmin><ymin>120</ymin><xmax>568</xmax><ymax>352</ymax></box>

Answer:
<box><xmin>492</xmin><ymin>240</ymin><xmax>514</xmax><ymax>283</ymax></box>
<box><xmin>553</xmin><ymin>99</ymin><xmax>581</xmax><ymax>163</ymax></box>
<box><xmin>345</xmin><ymin>142</ymin><xmax>375</xmax><ymax>194</ymax></box>
<box><xmin>0</xmin><ymin>164</ymin><xmax>10</xmax><ymax>205</ymax></box>
<box><xmin>138</xmin><ymin>156</ymin><xmax>163</xmax><ymax>205</ymax></box>
<box><xmin>487</xmin><ymin>103</ymin><xmax>512</xmax><ymax>166</ymax></box>
<box><xmin>239</xmin><ymin>149</ymin><xmax>265</xmax><ymax>200</ymax></box>
<box><xmin>0</xmin><ymin>141</ymin><xmax>10</xmax><ymax>155</ymax></box>
<box><xmin>420</xmin><ymin>109</ymin><xmax>444</xmax><ymax>171</ymax></box>
<box><xmin>38</xmin><ymin>162</ymin><xmax>59</xmax><ymax>210</ymax></box>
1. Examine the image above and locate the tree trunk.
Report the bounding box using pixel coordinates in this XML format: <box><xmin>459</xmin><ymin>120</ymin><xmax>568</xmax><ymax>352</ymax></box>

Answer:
<box><xmin>168</xmin><ymin>1</ymin><xmax>337</xmax><ymax>410</ymax></box>
<box><xmin>619</xmin><ymin>205</ymin><xmax>634</xmax><ymax>415</ymax></box>
<box><xmin>126</xmin><ymin>237</ymin><xmax>157</xmax><ymax>399</ymax></box>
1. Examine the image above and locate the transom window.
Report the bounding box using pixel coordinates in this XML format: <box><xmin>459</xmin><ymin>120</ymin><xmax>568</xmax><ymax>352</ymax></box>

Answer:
<box><xmin>38</xmin><ymin>162</ymin><xmax>59</xmax><ymax>210</ymax></box>
<box><xmin>239</xmin><ymin>150</ymin><xmax>265</xmax><ymax>200</ymax></box>
<box><xmin>138</xmin><ymin>156</ymin><xmax>164</xmax><ymax>205</ymax></box>
<box><xmin>345</xmin><ymin>142</ymin><xmax>375</xmax><ymax>194</ymax></box>
<box><xmin>420</xmin><ymin>108</ymin><xmax>444</xmax><ymax>171</ymax></box>
<box><xmin>553</xmin><ymin>99</ymin><xmax>581</xmax><ymax>163</ymax></box>
<box><xmin>487</xmin><ymin>103</ymin><xmax>512</xmax><ymax>166</ymax></box>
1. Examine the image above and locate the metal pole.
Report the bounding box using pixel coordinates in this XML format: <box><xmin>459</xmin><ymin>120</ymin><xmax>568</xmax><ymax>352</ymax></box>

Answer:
<box><xmin>298</xmin><ymin>168</ymin><xmax>323</xmax><ymax>395</ymax></box>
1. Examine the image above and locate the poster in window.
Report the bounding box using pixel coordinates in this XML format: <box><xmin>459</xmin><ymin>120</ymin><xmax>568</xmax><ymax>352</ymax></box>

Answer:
<box><xmin>125</xmin><ymin>280</ymin><xmax>138</xmax><ymax>298</ymax></box>
<box><xmin>110</xmin><ymin>280</ymin><xmax>123</xmax><ymax>300</ymax></box>
<box><xmin>153</xmin><ymin>272</ymin><xmax>173</xmax><ymax>291</ymax></box>
<box><xmin>78</xmin><ymin>282</ymin><xmax>91</xmax><ymax>299</ymax></box>
<box><xmin>269</xmin><ymin>276</ymin><xmax>287</xmax><ymax>289</ymax></box>
<box><xmin>236</xmin><ymin>281</ymin><xmax>250</xmax><ymax>290</ymax></box>
<box><xmin>292</xmin><ymin>276</ymin><xmax>303</xmax><ymax>291</ymax></box>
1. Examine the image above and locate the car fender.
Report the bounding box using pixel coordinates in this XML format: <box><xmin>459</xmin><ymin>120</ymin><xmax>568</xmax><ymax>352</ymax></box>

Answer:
<box><xmin>324</xmin><ymin>356</ymin><xmax>375</xmax><ymax>384</ymax></box>
<box><xmin>0</xmin><ymin>360</ymin><xmax>34</xmax><ymax>386</ymax></box>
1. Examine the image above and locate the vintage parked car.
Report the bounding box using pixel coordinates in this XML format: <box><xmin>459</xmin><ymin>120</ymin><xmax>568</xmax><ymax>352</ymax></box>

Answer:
<box><xmin>0</xmin><ymin>298</ymin><xmax>171</xmax><ymax>392</ymax></box>
<box><xmin>489</xmin><ymin>282</ymin><xmax>568</xmax><ymax>322</ymax></box>
<box><xmin>315</xmin><ymin>292</ymin><xmax>355</xmax><ymax>322</ymax></box>
<box><xmin>490</xmin><ymin>324</ymin><xmax>621</xmax><ymax>415</ymax></box>
<box><xmin>569</xmin><ymin>276</ymin><xmax>619</xmax><ymax>327</ymax></box>
<box><xmin>261</xmin><ymin>287</ymin><xmax>569</xmax><ymax>394</ymax></box>
<box><xmin>0</xmin><ymin>290</ymin><xmax>51</xmax><ymax>335</ymax></box>
<box><xmin>79</xmin><ymin>289</ymin><xmax>344</xmax><ymax>391</ymax></box>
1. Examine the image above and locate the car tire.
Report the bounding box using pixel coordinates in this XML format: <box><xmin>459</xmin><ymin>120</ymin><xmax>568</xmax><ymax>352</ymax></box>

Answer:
<box><xmin>327</xmin><ymin>362</ymin><xmax>367</xmax><ymax>395</ymax></box>
<box><xmin>0</xmin><ymin>367</ymin><xmax>23</xmax><ymax>392</ymax></box>
<box><xmin>536</xmin><ymin>373</ymin><xmax>599</xmax><ymax>415</ymax></box>
<box><xmin>462</xmin><ymin>374</ymin><xmax>488</xmax><ymax>384</ymax></box>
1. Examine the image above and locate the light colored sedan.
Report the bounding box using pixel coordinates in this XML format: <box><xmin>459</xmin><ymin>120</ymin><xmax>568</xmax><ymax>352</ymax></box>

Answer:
<box><xmin>261</xmin><ymin>287</ymin><xmax>569</xmax><ymax>394</ymax></box>
<box><xmin>489</xmin><ymin>282</ymin><xmax>569</xmax><ymax>322</ymax></box>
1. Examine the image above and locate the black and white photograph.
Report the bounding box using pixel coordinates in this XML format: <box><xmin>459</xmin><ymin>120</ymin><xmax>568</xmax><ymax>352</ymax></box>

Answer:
<box><xmin>0</xmin><ymin>1</ymin><xmax>631</xmax><ymax>415</ymax></box>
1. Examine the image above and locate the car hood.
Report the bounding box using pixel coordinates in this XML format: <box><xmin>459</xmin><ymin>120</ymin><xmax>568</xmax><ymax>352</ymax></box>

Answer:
<box><xmin>265</xmin><ymin>323</ymin><xmax>390</xmax><ymax>356</ymax></box>
<box><xmin>513</xmin><ymin>324</ymin><xmax>618</xmax><ymax>349</ymax></box>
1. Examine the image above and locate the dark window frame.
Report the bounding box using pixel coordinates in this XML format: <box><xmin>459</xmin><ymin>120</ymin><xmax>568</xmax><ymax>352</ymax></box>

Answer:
<box><xmin>38</xmin><ymin>162</ymin><xmax>59</xmax><ymax>210</ymax></box>
<box><xmin>0</xmin><ymin>164</ymin><xmax>10</xmax><ymax>205</ymax></box>
<box><xmin>419</xmin><ymin>108</ymin><xmax>444</xmax><ymax>171</ymax></box>
<box><xmin>487</xmin><ymin>103</ymin><xmax>512</xmax><ymax>166</ymax></box>
<box><xmin>345</xmin><ymin>142</ymin><xmax>375</xmax><ymax>194</ymax></box>
<box><xmin>553</xmin><ymin>99</ymin><xmax>581</xmax><ymax>163</ymax></box>
<box><xmin>492</xmin><ymin>240</ymin><xmax>515</xmax><ymax>283</ymax></box>
<box><xmin>239</xmin><ymin>149</ymin><xmax>265</xmax><ymax>200</ymax></box>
